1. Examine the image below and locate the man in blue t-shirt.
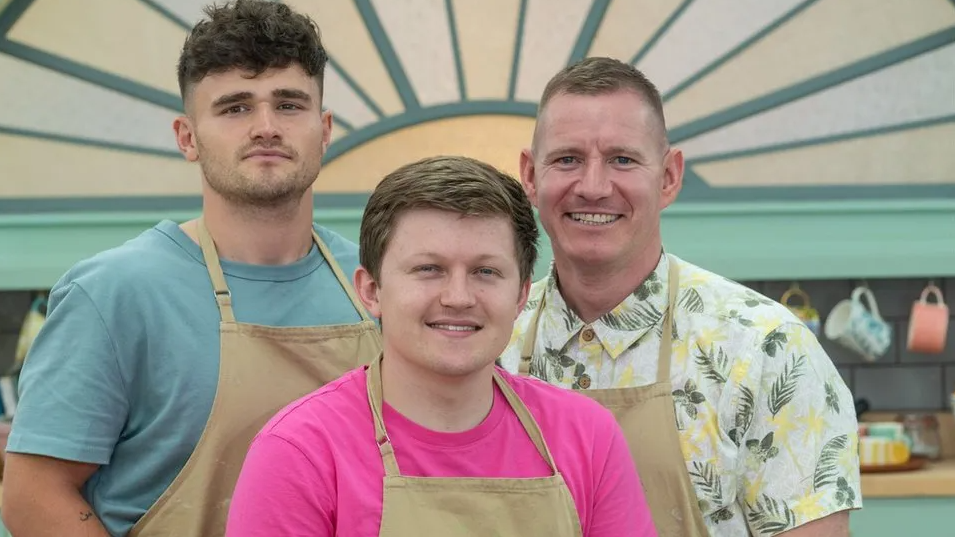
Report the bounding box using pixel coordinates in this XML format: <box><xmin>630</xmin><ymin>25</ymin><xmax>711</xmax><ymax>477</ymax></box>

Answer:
<box><xmin>2</xmin><ymin>2</ymin><xmax>382</xmax><ymax>536</ymax></box>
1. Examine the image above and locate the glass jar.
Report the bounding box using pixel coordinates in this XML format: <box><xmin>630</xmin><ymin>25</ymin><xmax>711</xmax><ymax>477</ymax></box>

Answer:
<box><xmin>898</xmin><ymin>413</ymin><xmax>942</xmax><ymax>460</ymax></box>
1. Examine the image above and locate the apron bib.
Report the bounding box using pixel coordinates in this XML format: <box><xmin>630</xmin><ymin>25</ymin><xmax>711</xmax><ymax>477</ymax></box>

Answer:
<box><xmin>128</xmin><ymin>219</ymin><xmax>382</xmax><ymax>537</ymax></box>
<box><xmin>520</xmin><ymin>256</ymin><xmax>709</xmax><ymax>537</ymax></box>
<box><xmin>366</xmin><ymin>355</ymin><xmax>583</xmax><ymax>537</ymax></box>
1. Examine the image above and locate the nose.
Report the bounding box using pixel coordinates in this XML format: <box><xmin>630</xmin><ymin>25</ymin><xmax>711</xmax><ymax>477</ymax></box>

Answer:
<box><xmin>572</xmin><ymin>160</ymin><xmax>613</xmax><ymax>200</ymax></box>
<box><xmin>439</xmin><ymin>271</ymin><xmax>477</xmax><ymax>310</ymax></box>
<box><xmin>250</xmin><ymin>106</ymin><xmax>281</xmax><ymax>141</ymax></box>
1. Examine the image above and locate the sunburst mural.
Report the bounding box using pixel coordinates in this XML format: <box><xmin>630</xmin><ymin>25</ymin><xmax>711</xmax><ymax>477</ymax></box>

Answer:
<box><xmin>1</xmin><ymin>0</ymin><xmax>954</xmax><ymax>214</ymax></box>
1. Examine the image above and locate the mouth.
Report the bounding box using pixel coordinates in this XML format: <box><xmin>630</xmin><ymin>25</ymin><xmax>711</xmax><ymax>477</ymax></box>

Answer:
<box><xmin>566</xmin><ymin>212</ymin><xmax>621</xmax><ymax>226</ymax></box>
<box><xmin>427</xmin><ymin>322</ymin><xmax>482</xmax><ymax>334</ymax></box>
<box><xmin>244</xmin><ymin>149</ymin><xmax>292</xmax><ymax>160</ymax></box>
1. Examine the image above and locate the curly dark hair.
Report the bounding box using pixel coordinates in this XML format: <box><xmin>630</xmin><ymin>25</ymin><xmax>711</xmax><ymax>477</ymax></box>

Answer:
<box><xmin>177</xmin><ymin>0</ymin><xmax>328</xmax><ymax>99</ymax></box>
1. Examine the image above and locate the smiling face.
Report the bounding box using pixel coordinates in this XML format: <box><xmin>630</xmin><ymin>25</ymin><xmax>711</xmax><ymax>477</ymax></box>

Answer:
<box><xmin>355</xmin><ymin>208</ymin><xmax>530</xmax><ymax>379</ymax></box>
<box><xmin>520</xmin><ymin>89</ymin><xmax>683</xmax><ymax>274</ymax></box>
<box><xmin>173</xmin><ymin>64</ymin><xmax>331</xmax><ymax>208</ymax></box>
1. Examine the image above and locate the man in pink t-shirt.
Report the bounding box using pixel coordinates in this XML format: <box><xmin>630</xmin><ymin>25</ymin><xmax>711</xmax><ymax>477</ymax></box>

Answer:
<box><xmin>226</xmin><ymin>156</ymin><xmax>657</xmax><ymax>536</ymax></box>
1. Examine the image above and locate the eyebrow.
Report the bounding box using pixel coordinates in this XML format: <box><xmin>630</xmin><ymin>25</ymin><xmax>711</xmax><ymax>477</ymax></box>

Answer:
<box><xmin>211</xmin><ymin>88</ymin><xmax>313</xmax><ymax>109</ymax></box>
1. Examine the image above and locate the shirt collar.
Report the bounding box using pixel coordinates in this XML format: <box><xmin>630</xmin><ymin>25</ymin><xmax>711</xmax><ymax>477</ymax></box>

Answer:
<box><xmin>539</xmin><ymin>253</ymin><xmax>670</xmax><ymax>359</ymax></box>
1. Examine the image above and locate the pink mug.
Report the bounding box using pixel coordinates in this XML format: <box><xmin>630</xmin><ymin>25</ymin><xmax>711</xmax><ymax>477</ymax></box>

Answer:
<box><xmin>907</xmin><ymin>285</ymin><xmax>949</xmax><ymax>354</ymax></box>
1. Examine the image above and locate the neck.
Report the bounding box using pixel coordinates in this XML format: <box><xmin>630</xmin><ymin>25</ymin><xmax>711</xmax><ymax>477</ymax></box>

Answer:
<box><xmin>186</xmin><ymin>189</ymin><xmax>315</xmax><ymax>265</ymax></box>
<box><xmin>380</xmin><ymin>355</ymin><xmax>495</xmax><ymax>433</ymax></box>
<box><xmin>554</xmin><ymin>239</ymin><xmax>664</xmax><ymax>324</ymax></box>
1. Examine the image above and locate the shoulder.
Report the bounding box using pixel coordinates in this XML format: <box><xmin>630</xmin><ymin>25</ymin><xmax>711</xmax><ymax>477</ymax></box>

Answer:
<box><xmin>314</xmin><ymin>225</ymin><xmax>358</xmax><ymax>257</ymax></box>
<box><xmin>259</xmin><ymin>368</ymin><xmax>372</xmax><ymax>443</ymax></box>
<box><xmin>672</xmin><ymin>255</ymin><xmax>803</xmax><ymax>344</ymax></box>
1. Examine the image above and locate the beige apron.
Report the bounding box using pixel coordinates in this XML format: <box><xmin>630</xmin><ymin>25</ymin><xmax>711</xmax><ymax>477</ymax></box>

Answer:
<box><xmin>128</xmin><ymin>219</ymin><xmax>382</xmax><ymax>537</ymax></box>
<box><xmin>520</xmin><ymin>256</ymin><xmax>709</xmax><ymax>537</ymax></box>
<box><xmin>367</xmin><ymin>355</ymin><xmax>583</xmax><ymax>536</ymax></box>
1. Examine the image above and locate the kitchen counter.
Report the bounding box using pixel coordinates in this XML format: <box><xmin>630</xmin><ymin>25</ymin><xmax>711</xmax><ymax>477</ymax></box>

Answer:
<box><xmin>861</xmin><ymin>457</ymin><xmax>955</xmax><ymax>497</ymax></box>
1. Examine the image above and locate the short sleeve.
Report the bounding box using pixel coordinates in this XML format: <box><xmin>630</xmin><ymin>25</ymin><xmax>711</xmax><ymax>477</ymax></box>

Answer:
<box><xmin>7</xmin><ymin>282</ymin><xmax>130</xmax><ymax>465</ymax></box>
<box><xmin>226</xmin><ymin>433</ymin><xmax>333</xmax><ymax>537</ymax></box>
<box><xmin>737</xmin><ymin>321</ymin><xmax>861</xmax><ymax>536</ymax></box>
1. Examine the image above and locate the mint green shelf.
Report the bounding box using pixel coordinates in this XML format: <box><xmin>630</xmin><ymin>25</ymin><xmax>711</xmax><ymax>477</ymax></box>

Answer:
<box><xmin>2</xmin><ymin>200</ymin><xmax>954</xmax><ymax>290</ymax></box>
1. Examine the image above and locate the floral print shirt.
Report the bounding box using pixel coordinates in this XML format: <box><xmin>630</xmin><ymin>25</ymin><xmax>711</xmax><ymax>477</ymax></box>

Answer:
<box><xmin>500</xmin><ymin>254</ymin><xmax>862</xmax><ymax>536</ymax></box>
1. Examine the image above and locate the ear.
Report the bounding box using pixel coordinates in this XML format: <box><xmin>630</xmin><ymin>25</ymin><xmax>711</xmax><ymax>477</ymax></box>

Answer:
<box><xmin>660</xmin><ymin>147</ymin><xmax>684</xmax><ymax>209</ymax></box>
<box><xmin>515</xmin><ymin>278</ymin><xmax>531</xmax><ymax>319</ymax></box>
<box><xmin>519</xmin><ymin>148</ymin><xmax>539</xmax><ymax>206</ymax></box>
<box><xmin>353</xmin><ymin>265</ymin><xmax>382</xmax><ymax>319</ymax></box>
<box><xmin>321</xmin><ymin>109</ymin><xmax>333</xmax><ymax>155</ymax></box>
<box><xmin>173</xmin><ymin>116</ymin><xmax>199</xmax><ymax>162</ymax></box>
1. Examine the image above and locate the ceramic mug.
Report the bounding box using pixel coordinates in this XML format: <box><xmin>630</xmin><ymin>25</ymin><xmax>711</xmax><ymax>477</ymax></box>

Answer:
<box><xmin>781</xmin><ymin>285</ymin><xmax>821</xmax><ymax>336</ymax></box>
<box><xmin>824</xmin><ymin>286</ymin><xmax>892</xmax><ymax>362</ymax></box>
<box><xmin>907</xmin><ymin>284</ymin><xmax>949</xmax><ymax>354</ymax></box>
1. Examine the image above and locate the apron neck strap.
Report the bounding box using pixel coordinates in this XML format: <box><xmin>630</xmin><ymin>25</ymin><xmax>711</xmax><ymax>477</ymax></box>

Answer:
<box><xmin>366</xmin><ymin>356</ymin><xmax>560</xmax><ymax>477</ymax></box>
<box><xmin>657</xmin><ymin>255</ymin><xmax>679</xmax><ymax>384</ymax></box>
<box><xmin>196</xmin><ymin>218</ymin><xmax>373</xmax><ymax>324</ymax></box>
<box><xmin>519</xmin><ymin>255</ymin><xmax>680</xmax><ymax>384</ymax></box>
<box><xmin>197</xmin><ymin>218</ymin><xmax>236</xmax><ymax>323</ymax></box>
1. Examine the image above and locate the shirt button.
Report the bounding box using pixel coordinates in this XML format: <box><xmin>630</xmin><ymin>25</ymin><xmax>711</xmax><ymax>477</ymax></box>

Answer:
<box><xmin>581</xmin><ymin>328</ymin><xmax>595</xmax><ymax>342</ymax></box>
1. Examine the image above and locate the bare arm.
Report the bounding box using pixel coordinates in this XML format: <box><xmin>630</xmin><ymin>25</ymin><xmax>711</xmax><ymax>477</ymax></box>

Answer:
<box><xmin>778</xmin><ymin>511</ymin><xmax>849</xmax><ymax>536</ymax></box>
<box><xmin>2</xmin><ymin>453</ymin><xmax>110</xmax><ymax>537</ymax></box>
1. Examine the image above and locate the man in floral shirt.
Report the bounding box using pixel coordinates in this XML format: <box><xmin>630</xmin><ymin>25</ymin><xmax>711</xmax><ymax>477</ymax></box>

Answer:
<box><xmin>500</xmin><ymin>57</ymin><xmax>861</xmax><ymax>536</ymax></box>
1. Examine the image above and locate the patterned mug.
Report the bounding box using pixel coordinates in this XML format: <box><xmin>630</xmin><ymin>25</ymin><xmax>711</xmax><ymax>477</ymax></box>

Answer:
<box><xmin>781</xmin><ymin>284</ymin><xmax>821</xmax><ymax>336</ymax></box>
<box><xmin>824</xmin><ymin>286</ymin><xmax>892</xmax><ymax>362</ymax></box>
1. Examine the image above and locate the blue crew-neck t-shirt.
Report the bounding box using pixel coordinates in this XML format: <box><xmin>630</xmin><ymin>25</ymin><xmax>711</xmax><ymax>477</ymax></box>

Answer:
<box><xmin>8</xmin><ymin>219</ymin><xmax>367</xmax><ymax>536</ymax></box>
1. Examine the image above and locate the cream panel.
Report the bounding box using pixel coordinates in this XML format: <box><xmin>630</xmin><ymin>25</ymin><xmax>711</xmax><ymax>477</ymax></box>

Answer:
<box><xmin>286</xmin><ymin>0</ymin><xmax>404</xmax><ymax>115</ymax></box>
<box><xmin>694</xmin><ymin>123</ymin><xmax>955</xmax><ymax>187</ymax></box>
<box><xmin>681</xmin><ymin>43</ymin><xmax>955</xmax><ymax>159</ymax></box>
<box><xmin>324</xmin><ymin>64</ymin><xmax>378</xmax><ymax>128</ymax></box>
<box><xmin>587</xmin><ymin>0</ymin><xmax>682</xmax><ymax>63</ymax></box>
<box><xmin>372</xmin><ymin>0</ymin><xmax>459</xmax><ymax>106</ymax></box>
<box><xmin>515</xmin><ymin>0</ymin><xmax>592</xmax><ymax>102</ymax></box>
<box><xmin>454</xmin><ymin>0</ymin><xmax>520</xmax><ymax>100</ymax></box>
<box><xmin>0</xmin><ymin>135</ymin><xmax>199</xmax><ymax>198</ymax></box>
<box><xmin>152</xmin><ymin>0</ymin><xmax>206</xmax><ymax>25</ymax></box>
<box><xmin>665</xmin><ymin>0</ymin><xmax>955</xmax><ymax>127</ymax></box>
<box><xmin>9</xmin><ymin>0</ymin><xmax>186</xmax><ymax>95</ymax></box>
<box><xmin>0</xmin><ymin>54</ymin><xmax>180</xmax><ymax>152</ymax></box>
<box><xmin>318</xmin><ymin>115</ymin><xmax>536</xmax><ymax>192</ymax></box>
<box><xmin>637</xmin><ymin>0</ymin><xmax>805</xmax><ymax>94</ymax></box>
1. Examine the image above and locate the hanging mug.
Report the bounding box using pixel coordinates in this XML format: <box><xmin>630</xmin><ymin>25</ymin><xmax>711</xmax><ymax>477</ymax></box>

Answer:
<box><xmin>825</xmin><ymin>286</ymin><xmax>892</xmax><ymax>362</ymax></box>
<box><xmin>907</xmin><ymin>284</ymin><xmax>948</xmax><ymax>354</ymax></box>
<box><xmin>781</xmin><ymin>284</ymin><xmax>821</xmax><ymax>336</ymax></box>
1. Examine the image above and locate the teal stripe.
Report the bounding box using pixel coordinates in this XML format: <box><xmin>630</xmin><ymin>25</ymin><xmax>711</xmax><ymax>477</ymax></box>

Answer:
<box><xmin>630</xmin><ymin>0</ymin><xmax>695</xmax><ymax>66</ymax></box>
<box><xmin>0</xmin><ymin>40</ymin><xmax>184</xmax><ymax>111</ymax></box>
<box><xmin>669</xmin><ymin>27</ymin><xmax>955</xmax><ymax>143</ymax></box>
<box><xmin>0</xmin><ymin>125</ymin><xmax>182</xmax><ymax>159</ymax></box>
<box><xmin>686</xmin><ymin>115</ymin><xmax>955</xmax><ymax>165</ymax></box>
<box><xmin>326</xmin><ymin>56</ymin><xmax>384</xmax><ymax>118</ymax></box>
<box><xmin>139</xmin><ymin>0</ymin><xmax>191</xmax><ymax>30</ymax></box>
<box><xmin>567</xmin><ymin>0</ymin><xmax>611</xmax><ymax>64</ymax></box>
<box><xmin>0</xmin><ymin>0</ymin><xmax>30</xmax><ymax>36</ymax></box>
<box><xmin>0</xmin><ymin>193</ymin><xmax>372</xmax><ymax>214</ymax></box>
<box><xmin>507</xmin><ymin>0</ymin><xmax>529</xmax><ymax>101</ymax></box>
<box><xmin>353</xmin><ymin>0</ymin><xmax>420</xmax><ymax>110</ymax></box>
<box><xmin>662</xmin><ymin>0</ymin><xmax>820</xmax><ymax>102</ymax></box>
<box><xmin>444</xmin><ymin>0</ymin><xmax>467</xmax><ymax>101</ymax></box>
<box><xmin>324</xmin><ymin>100</ymin><xmax>537</xmax><ymax>162</ymax></box>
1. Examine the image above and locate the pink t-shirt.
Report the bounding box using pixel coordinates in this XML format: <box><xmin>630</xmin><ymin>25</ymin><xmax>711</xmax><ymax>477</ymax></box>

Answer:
<box><xmin>226</xmin><ymin>367</ymin><xmax>656</xmax><ymax>536</ymax></box>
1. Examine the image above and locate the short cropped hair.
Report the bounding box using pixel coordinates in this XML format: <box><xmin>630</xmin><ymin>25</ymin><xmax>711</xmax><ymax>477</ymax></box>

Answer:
<box><xmin>176</xmin><ymin>0</ymin><xmax>328</xmax><ymax>99</ymax></box>
<box><xmin>537</xmin><ymin>57</ymin><xmax>667</xmax><ymax>143</ymax></box>
<box><xmin>360</xmin><ymin>156</ymin><xmax>539</xmax><ymax>284</ymax></box>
